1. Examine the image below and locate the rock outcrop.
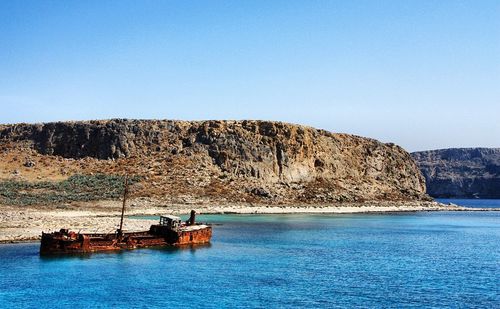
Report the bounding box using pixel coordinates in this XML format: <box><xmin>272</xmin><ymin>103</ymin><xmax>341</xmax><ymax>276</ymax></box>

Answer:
<box><xmin>0</xmin><ymin>119</ymin><xmax>429</xmax><ymax>204</ymax></box>
<box><xmin>412</xmin><ymin>148</ymin><xmax>500</xmax><ymax>198</ymax></box>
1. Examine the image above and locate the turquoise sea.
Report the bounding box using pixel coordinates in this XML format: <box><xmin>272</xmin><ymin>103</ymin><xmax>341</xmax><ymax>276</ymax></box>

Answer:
<box><xmin>0</xmin><ymin>200</ymin><xmax>499</xmax><ymax>308</ymax></box>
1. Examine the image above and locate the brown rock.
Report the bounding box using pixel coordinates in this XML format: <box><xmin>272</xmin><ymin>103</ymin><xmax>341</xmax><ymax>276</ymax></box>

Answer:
<box><xmin>0</xmin><ymin>119</ymin><xmax>429</xmax><ymax>204</ymax></box>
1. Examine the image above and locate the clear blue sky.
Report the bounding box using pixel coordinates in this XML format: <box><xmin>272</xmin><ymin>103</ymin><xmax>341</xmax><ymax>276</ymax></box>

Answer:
<box><xmin>0</xmin><ymin>1</ymin><xmax>498</xmax><ymax>152</ymax></box>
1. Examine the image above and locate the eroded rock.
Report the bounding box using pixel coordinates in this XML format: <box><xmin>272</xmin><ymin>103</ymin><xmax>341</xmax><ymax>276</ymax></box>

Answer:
<box><xmin>0</xmin><ymin>119</ymin><xmax>429</xmax><ymax>203</ymax></box>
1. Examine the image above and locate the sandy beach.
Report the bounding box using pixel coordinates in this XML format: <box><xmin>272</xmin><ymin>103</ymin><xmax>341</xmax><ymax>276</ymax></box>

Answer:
<box><xmin>1</xmin><ymin>199</ymin><xmax>495</xmax><ymax>243</ymax></box>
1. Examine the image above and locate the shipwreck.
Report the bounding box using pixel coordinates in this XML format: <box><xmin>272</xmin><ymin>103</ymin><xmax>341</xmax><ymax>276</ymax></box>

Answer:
<box><xmin>40</xmin><ymin>177</ymin><xmax>212</xmax><ymax>255</ymax></box>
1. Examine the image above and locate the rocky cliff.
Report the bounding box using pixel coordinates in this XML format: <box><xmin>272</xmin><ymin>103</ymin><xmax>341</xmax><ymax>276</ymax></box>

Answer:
<box><xmin>0</xmin><ymin>119</ymin><xmax>429</xmax><ymax>204</ymax></box>
<box><xmin>412</xmin><ymin>148</ymin><xmax>500</xmax><ymax>198</ymax></box>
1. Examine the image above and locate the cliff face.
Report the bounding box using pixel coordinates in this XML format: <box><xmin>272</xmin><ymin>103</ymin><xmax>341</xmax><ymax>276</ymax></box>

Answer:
<box><xmin>0</xmin><ymin>119</ymin><xmax>428</xmax><ymax>204</ymax></box>
<box><xmin>412</xmin><ymin>148</ymin><xmax>500</xmax><ymax>198</ymax></box>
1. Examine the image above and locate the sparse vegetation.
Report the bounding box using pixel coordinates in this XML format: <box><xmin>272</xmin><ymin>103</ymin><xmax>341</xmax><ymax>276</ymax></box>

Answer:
<box><xmin>0</xmin><ymin>120</ymin><xmax>430</xmax><ymax>204</ymax></box>
<box><xmin>0</xmin><ymin>174</ymin><xmax>140</xmax><ymax>206</ymax></box>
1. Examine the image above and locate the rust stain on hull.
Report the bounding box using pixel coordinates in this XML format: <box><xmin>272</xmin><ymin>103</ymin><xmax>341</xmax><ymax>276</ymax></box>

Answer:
<box><xmin>40</xmin><ymin>212</ymin><xmax>212</xmax><ymax>255</ymax></box>
<box><xmin>41</xmin><ymin>178</ymin><xmax>213</xmax><ymax>255</ymax></box>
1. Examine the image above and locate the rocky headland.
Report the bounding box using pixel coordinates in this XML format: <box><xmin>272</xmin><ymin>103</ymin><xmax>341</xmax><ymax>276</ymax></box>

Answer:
<box><xmin>0</xmin><ymin>119</ymin><xmax>429</xmax><ymax>204</ymax></box>
<box><xmin>412</xmin><ymin>148</ymin><xmax>500</xmax><ymax>198</ymax></box>
<box><xmin>1</xmin><ymin>119</ymin><xmax>465</xmax><ymax>243</ymax></box>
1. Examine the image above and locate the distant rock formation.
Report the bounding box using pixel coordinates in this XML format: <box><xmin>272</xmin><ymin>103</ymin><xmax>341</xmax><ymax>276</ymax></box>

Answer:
<box><xmin>0</xmin><ymin>119</ymin><xmax>429</xmax><ymax>204</ymax></box>
<box><xmin>412</xmin><ymin>148</ymin><xmax>500</xmax><ymax>198</ymax></box>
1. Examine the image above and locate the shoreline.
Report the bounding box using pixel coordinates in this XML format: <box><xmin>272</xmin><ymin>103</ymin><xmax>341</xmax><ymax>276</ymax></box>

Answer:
<box><xmin>1</xmin><ymin>200</ymin><xmax>498</xmax><ymax>244</ymax></box>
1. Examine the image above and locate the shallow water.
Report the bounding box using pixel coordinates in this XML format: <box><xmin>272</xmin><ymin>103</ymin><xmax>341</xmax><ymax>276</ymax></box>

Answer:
<box><xmin>0</xmin><ymin>203</ymin><xmax>499</xmax><ymax>308</ymax></box>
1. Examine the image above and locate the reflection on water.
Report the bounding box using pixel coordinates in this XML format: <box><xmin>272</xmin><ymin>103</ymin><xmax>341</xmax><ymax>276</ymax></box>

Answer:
<box><xmin>38</xmin><ymin>242</ymin><xmax>212</xmax><ymax>261</ymax></box>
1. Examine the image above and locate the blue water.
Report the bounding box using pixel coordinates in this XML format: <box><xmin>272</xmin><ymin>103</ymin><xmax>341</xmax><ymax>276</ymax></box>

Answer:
<box><xmin>437</xmin><ymin>198</ymin><xmax>500</xmax><ymax>208</ymax></box>
<box><xmin>1</xmin><ymin>203</ymin><xmax>499</xmax><ymax>308</ymax></box>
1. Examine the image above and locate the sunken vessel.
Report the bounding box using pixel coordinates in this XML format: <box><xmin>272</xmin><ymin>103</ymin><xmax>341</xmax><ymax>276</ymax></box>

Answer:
<box><xmin>40</xmin><ymin>177</ymin><xmax>212</xmax><ymax>255</ymax></box>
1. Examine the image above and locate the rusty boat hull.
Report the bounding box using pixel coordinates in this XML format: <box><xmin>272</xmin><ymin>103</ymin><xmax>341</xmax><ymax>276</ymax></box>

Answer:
<box><xmin>40</xmin><ymin>224</ymin><xmax>212</xmax><ymax>255</ymax></box>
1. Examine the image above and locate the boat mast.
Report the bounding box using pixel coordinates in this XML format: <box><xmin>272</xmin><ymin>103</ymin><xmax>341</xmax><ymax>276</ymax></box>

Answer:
<box><xmin>118</xmin><ymin>175</ymin><xmax>129</xmax><ymax>237</ymax></box>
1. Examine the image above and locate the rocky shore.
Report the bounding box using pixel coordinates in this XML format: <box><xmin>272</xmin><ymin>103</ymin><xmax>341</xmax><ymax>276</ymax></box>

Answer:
<box><xmin>2</xmin><ymin>199</ymin><xmax>496</xmax><ymax>243</ymax></box>
<box><xmin>4</xmin><ymin>120</ymin><xmax>493</xmax><ymax>244</ymax></box>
